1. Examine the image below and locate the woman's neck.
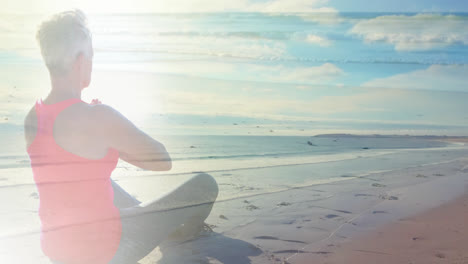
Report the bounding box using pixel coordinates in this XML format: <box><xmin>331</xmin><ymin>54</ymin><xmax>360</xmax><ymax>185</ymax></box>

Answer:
<box><xmin>45</xmin><ymin>73</ymin><xmax>82</xmax><ymax>103</ymax></box>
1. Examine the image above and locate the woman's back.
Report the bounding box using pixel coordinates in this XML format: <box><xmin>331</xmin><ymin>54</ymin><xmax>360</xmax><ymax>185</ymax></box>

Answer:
<box><xmin>25</xmin><ymin>97</ymin><xmax>110</xmax><ymax>160</ymax></box>
<box><xmin>26</xmin><ymin>98</ymin><xmax>122</xmax><ymax>264</ymax></box>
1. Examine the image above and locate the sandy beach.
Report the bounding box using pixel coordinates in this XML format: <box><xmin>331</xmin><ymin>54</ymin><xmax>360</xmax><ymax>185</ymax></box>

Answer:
<box><xmin>0</xmin><ymin>139</ymin><xmax>467</xmax><ymax>264</ymax></box>
<box><xmin>135</xmin><ymin>153</ymin><xmax>468</xmax><ymax>264</ymax></box>
<box><xmin>308</xmin><ymin>190</ymin><xmax>468</xmax><ymax>264</ymax></box>
<box><xmin>0</xmin><ymin>138</ymin><xmax>466</xmax><ymax>264</ymax></box>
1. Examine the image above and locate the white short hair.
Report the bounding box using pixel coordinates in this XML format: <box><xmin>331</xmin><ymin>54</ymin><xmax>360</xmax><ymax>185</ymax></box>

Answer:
<box><xmin>36</xmin><ymin>9</ymin><xmax>92</xmax><ymax>75</ymax></box>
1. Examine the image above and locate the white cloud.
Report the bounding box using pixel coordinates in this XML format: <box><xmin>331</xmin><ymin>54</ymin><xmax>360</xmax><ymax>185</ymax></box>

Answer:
<box><xmin>97</xmin><ymin>61</ymin><xmax>344</xmax><ymax>85</ymax></box>
<box><xmin>262</xmin><ymin>63</ymin><xmax>344</xmax><ymax>83</ymax></box>
<box><xmin>2</xmin><ymin>0</ymin><xmax>336</xmax><ymax>14</ymax></box>
<box><xmin>158</xmin><ymin>36</ymin><xmax>288</xmax><ymax>60</ymax></box>
<box><xmin>362</xmin><ymin>65</ymin><xmax>468</xmax><ymax>92</ymax></box>
<box><xmin>160</xmin><ymin>88</ymin><xmax>354</xmax><ymax>120</ymax></box>
<box><xmin>306</xmin><ymin>88</ymin><xmax>409</xmax><ymax>115</ymax></box>
<box><xmin>135</xmin><ymin>0</ymin><xmax>251</xmax><ymax>13</ymax></box>
<box><xmin>223</xmin><ymin>63</ymin><xmax>344</xmax><ymax>85</ymax></box>
<box><xmin>248</xmin><ymin>0</ymin><xmax>335</xmax><ymax>13</ymax></box>
<box><xmin>297</xmin><ymin>10</ymin><xmax>344</xmax><ymax>25</ymax></box>
<box><xmin>350</xmin><ymin>14</ymin><xmax>468</xmax><ymax>51</ymax></box>
<box><xmin>158</xmin><ymin>83</ymin><xmax>421</xmax><ymax>124</ymax></box>
<box><xmin>305</xmin><ymin>34</ymin><xmax>332</xmax><ymax>47</ymax></box>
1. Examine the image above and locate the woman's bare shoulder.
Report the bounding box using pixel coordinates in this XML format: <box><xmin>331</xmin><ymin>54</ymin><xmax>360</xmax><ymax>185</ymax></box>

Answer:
<box><xmin>87</xmin><ymin>104</ymin><xmax>133</xmax><ymax>127</ymax></box>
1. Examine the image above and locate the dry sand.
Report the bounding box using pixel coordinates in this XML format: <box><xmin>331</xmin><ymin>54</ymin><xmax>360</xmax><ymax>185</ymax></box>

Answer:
<box><xmin>310</xmin><ymin>192</ymin><xmax>468</xmax><ymax>264</ymax></box>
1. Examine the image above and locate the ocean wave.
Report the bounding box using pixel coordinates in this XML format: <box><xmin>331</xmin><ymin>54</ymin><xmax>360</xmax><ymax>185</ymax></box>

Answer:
<box><xmin>0</xmin><ymin>149</ymin><xmax>369</xmax><ymax>170</ymax></box>
<box><xmin>169</xmin><ymin>150</ymin><xmax>320</xmax><ymax>161</ymax></box>
<box><xmin>0</xmin><ymin>149</ymin><xmax>397</xmax><ymax>187</ymax></box>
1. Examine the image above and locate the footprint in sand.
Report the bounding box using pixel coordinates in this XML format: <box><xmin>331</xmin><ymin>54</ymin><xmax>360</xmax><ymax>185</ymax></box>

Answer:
<box><xmin>355</xmin><ymin>193</ymin><xmax>373</xmax><ymax>197</ymax></box>
<box><xmin>379</xmin><ymin>195</ymin><xmax>399</xmax><ymax>200</ymax></box>
<box><xmin>325</xmin><ymin>214</ymin><xmax>340</xmax><ymax>219</ymax></box>
<box><xmin>372</xmin><ymin>210</ymin><xmax>388</xmax><ymax>214</ymax></box>
<box><xmin>334</xmin><ymin>209</ymin><xmax>352</xmax><ymax>214</ymax></box>
<box><xmin>245</xmin><ymin>204</ymin><xmax>259</xmax><ymax>211</ymax></box>
<box><xmin>219</xmin><ymin>214</ymin><xmax>228</xmax><ymax>220</ymax></box>
<box><xmin>238</xmin><ymin>185</ymin><xmax>259</xmax><ymax>191</ymax></box>
<box><xmin>254</xmin><ymin>236</ymin><xmax>306</xmax><ymax>244</ymax></box>
<box><xmin>273</xmin><ymin>249</ymin><xmax>310</xmax><ymax>254</ymax></box>
<box><xmin>282</xmin><ymin>219</ymin><xmax>296</xmax><ymax>225</ymax></box>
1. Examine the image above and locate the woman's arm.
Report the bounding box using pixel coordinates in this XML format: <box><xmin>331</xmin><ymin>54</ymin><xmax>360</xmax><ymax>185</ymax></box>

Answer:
<box><xmin>92</xmin><ymin>104</ymin><xmax>172</xmax><ymax>171</ymax></box>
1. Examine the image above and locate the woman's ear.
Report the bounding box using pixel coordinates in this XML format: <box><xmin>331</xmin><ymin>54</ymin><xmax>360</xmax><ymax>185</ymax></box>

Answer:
<box><xmin>70</xmin><ymin>53</ymin><xmax>84</xmax><ymax>76</ymax></box>
<box><xmin>76</xmin><ymin>53</ymin><xmax>85</xmax><ymax>71</ymax></box>
<box><xmin>76</xmin><ymin>52</ymin><xmax>92</xmax><ymax>89</ymax></box>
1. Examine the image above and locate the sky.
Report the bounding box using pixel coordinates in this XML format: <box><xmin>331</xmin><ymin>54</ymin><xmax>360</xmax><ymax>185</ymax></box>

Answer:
<box><xmin>0</xmin><ymin>0</ymin><xmax>467</xmax><ymax>136</ymax></box>
<box><xmin>1</xmin><ymin>0</ymin><xmax>468</xmax><ymax>14</ymax></box>
<box><xmin>329</xmin><ymin>0</ymin><xmax>468</xmax><ymax>13</ymax></box>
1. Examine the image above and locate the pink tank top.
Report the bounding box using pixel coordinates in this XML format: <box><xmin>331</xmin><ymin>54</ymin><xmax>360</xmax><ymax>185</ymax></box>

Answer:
<box><xmin>27</xmin><ymin>98</ymin><xmax>121</xmax><ymax>264</ymax></box>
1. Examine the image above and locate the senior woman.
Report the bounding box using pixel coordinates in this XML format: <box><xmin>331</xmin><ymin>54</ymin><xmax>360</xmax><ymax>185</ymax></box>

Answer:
<box><xmin>24</xmin><ymin>9</ymin><xmax>218</xmax><ymax>264</ymax></box>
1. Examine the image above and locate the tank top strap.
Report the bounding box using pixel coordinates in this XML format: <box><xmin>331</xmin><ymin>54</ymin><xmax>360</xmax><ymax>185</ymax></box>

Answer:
<box><xmin>35</xmin><ymin>98</ymin><xmax>84</xmax><ymax>136</ymax></box>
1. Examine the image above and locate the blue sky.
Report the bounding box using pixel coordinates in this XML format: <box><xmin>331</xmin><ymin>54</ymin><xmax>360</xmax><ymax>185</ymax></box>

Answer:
<box><xmin>329</xmin><ymin>0</ymin><xmax>468</xmax><ymax>13</ymax></box>
<box><xmin>3</xmin><ymin>0</ymin><xmax>468</xmax><ymax>14</ymax></box>
<box><xmin>1</xmin><ymin>1</ymin><xmax>468</xmax><ymax>136</ymax></box>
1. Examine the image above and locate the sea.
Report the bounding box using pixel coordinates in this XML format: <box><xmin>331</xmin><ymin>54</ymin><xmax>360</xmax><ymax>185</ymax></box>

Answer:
<box><xmin>1</xmin><ymin>12</ymin><xmax>468</xmax><ymax>263</ymax></box>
